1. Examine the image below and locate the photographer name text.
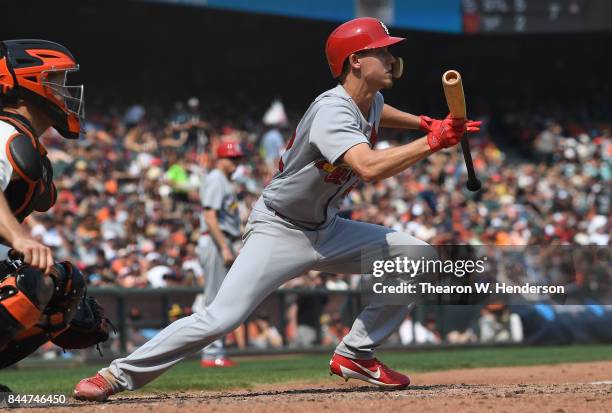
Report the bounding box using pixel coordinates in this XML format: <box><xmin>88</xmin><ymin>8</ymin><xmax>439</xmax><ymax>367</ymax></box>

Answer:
<box><xmin>372</xmin><ymin>282</ymin><xmax>565</xmax><ymax>295</ymax></box>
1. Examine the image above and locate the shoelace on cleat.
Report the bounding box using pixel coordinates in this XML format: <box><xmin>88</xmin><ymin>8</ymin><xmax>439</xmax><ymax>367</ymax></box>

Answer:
<box><xmin>88</xmin><ymin>375</ymin><xmax>111</xmax><ymax>391</ymax></box>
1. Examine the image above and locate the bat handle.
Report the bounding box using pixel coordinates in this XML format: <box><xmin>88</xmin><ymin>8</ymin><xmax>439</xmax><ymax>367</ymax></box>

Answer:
<box><xmin>460</xmin><ymin>138</ymin><xmax>481</xmax><ymax>192</ymax></box>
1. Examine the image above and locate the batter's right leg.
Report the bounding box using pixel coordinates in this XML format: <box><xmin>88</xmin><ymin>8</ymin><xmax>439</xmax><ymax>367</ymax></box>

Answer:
<box><xmin>75</xmin><ymin>212</ymin><xmax>317</xmax><ymax>399</ymax></box>
<box><xmin>316</xmin><ymin>219</ymin><xmax>437</xmax><ymax>360</ymax></box>
<box><xmin>315</xmin><ymin>218</ymin><xmax>437</xmax><ymax>389</ymax></box>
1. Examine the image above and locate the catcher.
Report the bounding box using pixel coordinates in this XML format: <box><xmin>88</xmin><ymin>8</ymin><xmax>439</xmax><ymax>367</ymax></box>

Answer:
<box><xmin>0</xmin><ymin>40</ymin><xmax>111</xmax><ymax>387</ymax></box>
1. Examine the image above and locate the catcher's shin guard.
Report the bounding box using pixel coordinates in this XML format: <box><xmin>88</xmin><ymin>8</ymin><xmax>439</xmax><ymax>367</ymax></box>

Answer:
<box><xmin>0</xmin><ymin>261</ymin><xmax>85</xmax><ymax>369</ymax></box>
<box><xmin>0</xmin><ymin>266</ymin><xmax>54</xmax><ymax>350</ymax></box>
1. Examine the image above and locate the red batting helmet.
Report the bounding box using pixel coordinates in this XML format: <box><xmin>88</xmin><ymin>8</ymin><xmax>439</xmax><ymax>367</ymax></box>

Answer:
<box><xmin>325</xmin><ymin>17</ymin><xmax>405</xmax><ymax>78</ymax></box>
<box><xmin>217</xmin><ymin>141</ymin><xmax>244</xmax><ymax>159</ymax></box>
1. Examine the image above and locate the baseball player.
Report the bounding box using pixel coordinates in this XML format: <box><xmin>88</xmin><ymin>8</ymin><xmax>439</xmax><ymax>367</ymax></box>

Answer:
<box><xmin>193</xmin><ymin>141</ymin><xmax>244</xmax><ymax>367</ymax></box>
<box><xmin>75</xmin><ymin>18</ymin><xmax>481</xmax><ymax>400</ymax></box>
<box><xmin>0</xmin><ymin>40</ymin><xmax>110</xmax><ymax>380</ymax></box>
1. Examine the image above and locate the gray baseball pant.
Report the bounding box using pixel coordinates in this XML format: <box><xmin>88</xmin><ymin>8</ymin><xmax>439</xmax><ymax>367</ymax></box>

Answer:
<box><xmin>101</xmin><ymin>204</ymin><xmax>435</xmax><ymax>391</ymax></box>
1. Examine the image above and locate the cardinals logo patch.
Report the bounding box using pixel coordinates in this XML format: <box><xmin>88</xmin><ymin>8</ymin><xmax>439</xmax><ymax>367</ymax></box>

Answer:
<box><xmin>315</xmin><ymin>160</ymin><xmax>353</xmax><ymax>185</ymax></box>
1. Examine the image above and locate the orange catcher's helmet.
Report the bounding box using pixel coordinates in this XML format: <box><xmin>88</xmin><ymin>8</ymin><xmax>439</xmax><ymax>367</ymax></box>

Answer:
<box><xmin>217</xmin><ymin>141</ymin><xmax>244</xmax><ymax>159</ymax></box>
<box><xmin>325</xmin><ymin>17</ymin><xmax>405</xmax><ymax>78</ymax></box>
<box><xmin>0</xmin><ymin>39</ymin><xmax>84</xmax><ymax>139</ymax></box>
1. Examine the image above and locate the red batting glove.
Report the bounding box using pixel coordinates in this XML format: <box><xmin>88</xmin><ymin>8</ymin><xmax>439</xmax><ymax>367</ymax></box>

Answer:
<box><xmin>419</xmin><ymin>115</ymin><xmax>433</xmax><ymax>132</ymax></box>
<box><xmin>420</xmin><ymin>115</ymin><xmax>482</xmax><ymax>152</ymax></box>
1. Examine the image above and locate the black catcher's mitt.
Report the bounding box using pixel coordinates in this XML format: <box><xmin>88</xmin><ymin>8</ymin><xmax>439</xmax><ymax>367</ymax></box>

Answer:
<box><xmin>51</xmin><ymin>295</ymin><xmax>114</xmax><ymax>352</ymax></box>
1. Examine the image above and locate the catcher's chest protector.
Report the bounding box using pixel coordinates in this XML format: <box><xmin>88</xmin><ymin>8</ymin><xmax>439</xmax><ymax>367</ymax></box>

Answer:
<box><xmin>0</xmin><ymin>112</ymin><xmax>56</xmax><ymax>223</ymax></box>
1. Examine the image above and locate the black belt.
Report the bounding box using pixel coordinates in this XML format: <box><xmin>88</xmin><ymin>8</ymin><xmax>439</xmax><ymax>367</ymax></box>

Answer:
<box><xmin>268</xmin><ymin>207</ymin><xmax>322</xmax><ymax>231</ymax></box>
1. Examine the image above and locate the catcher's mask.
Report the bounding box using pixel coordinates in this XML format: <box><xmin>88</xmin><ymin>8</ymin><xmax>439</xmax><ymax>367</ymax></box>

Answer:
<box><xmin>0</xmin><ymin>39</ymin><xmax>84</xmax><ymax>139</ymax></box>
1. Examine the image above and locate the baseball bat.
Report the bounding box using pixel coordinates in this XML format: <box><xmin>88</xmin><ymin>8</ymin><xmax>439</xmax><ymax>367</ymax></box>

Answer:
<box><xmin>442</xmin><ymin>70</ymin><xmax>481</xmax><ymax>192</ymax></box>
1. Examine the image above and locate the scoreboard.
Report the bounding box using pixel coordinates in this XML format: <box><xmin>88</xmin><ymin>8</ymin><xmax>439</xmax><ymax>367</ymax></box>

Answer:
<box><xmin>140</xmin><ymin>0</ymin><xmax>611</xmax><ymax>34</ymax></box>
<box><xmin>462</xmin><ymin>0</ymin><xmax>610</xmax><ymax>33</ymax></box>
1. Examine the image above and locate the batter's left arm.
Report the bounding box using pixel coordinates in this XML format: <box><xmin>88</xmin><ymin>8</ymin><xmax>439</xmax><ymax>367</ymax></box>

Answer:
<box><xmin>379</xmin><ymin>104</ymin><xmax>424</xmax><ymax>130</ymax></box>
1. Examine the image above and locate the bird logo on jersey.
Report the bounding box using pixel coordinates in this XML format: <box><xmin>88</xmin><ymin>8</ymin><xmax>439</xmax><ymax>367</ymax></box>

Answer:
<box><xmin>223</xmin><ymin>195</ymin><xmax>239</xmax><ymax>216</ymax></box>
<box><xmin>315</xmin><ymin>123</ymin><xmax>377</xmax><ymax>186</ymax></box>
<box><xmin>315</xmin><ymin>161</ymin><xmax>353</xmax><ymax>185</ymax></box>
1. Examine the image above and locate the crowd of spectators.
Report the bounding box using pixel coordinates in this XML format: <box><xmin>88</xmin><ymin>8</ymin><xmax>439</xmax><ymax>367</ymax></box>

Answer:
<box><xmin>25</xmin><ymin>96</ymin><xmax>609</xmax><ymax>291</ymax></box>
<box><xmin>24</xmin><ymin>96</ymin><xmax>608</xmax><ymax>356</ymax></box>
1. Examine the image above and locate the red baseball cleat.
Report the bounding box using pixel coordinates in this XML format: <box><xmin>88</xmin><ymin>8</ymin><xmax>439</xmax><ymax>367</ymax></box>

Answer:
<box><xmin>329</xmin><ymin>353</ymin><xmax>410</xmax><ymax>389</ymax></box>
<box><xmin>73</xmin><ymin>373</ymin><xmax>116</xmax><ymax>402</ymax></box>
<box><xmin>200</xmin><ymin>357</ymin><xmax>237</xmax><ymax>368</ymax></box>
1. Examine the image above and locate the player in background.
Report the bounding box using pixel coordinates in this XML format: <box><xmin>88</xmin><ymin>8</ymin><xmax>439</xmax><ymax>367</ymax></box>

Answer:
<box><xmin>74</xmin><ymin>18</ymin><xmax>481</xmax><ymax>401</ymax></box>
<box><xmin>193</xmin><ymin>141</ymin><xmax>244</xmax><ymax>367</ymax></box>
<box><xmin>0</xmin><ymin>40</ymin><xmax>110</xmax><ymax>384</ymax></box>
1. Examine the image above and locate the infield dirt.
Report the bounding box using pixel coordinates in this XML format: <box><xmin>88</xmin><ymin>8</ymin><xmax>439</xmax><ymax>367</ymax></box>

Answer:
<box><xmin>12</xmin><ymin>361</ymin><xmax>612</xmax><ymax>412</ymax></box>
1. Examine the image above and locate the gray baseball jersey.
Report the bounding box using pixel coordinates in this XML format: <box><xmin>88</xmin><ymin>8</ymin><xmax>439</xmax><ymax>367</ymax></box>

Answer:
<box><xmin>200</xmin><ymin>169</ymin><xmax>241</xmax><ymax>238</ymax></box>
<box><xmin>263</xmin><ymin>85</ymin><xmax>384</xmax><ymax>229</ymax></box>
